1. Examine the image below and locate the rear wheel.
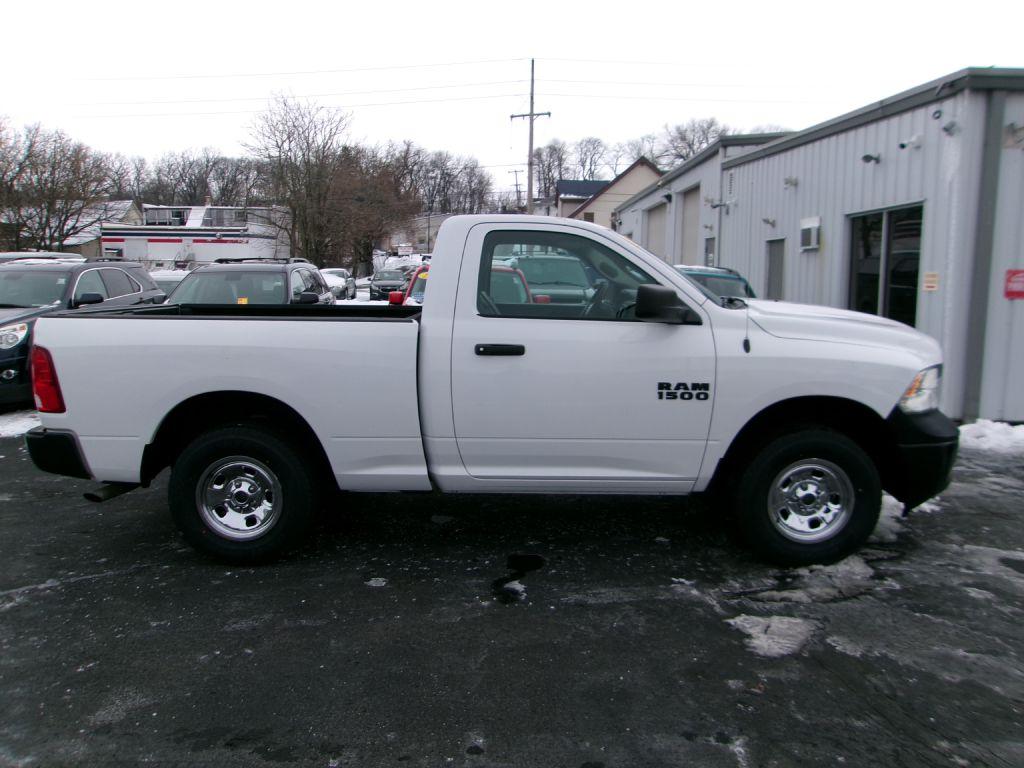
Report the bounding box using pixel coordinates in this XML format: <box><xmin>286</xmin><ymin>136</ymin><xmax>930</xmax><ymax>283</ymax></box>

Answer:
<box><xmin>733</xmin><ymin>429</ymin><xmax>881</xmax><ymax>566</ymax></box>
<box><xmin>169</xmin><ymin>426</ymin><xmax>317</xmax><ymax>563</ymax></box>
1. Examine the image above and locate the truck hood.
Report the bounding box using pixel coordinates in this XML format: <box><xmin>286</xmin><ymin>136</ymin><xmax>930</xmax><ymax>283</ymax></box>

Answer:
<box><xmin>746</xmin><ymin>299</ymin><xmax>941</xmax><ymax>361</ymax></box>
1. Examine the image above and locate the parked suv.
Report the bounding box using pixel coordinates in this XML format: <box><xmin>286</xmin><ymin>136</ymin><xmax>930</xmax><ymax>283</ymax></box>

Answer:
<box><xmin>165</xmin><ymin>261</ymin><xmax>334</xmax><ymax>306</ymax></box>
<box><xmin>0</xmin><ymin>258</ymin><xmax>163</xmax><ymax>406</ymax></box>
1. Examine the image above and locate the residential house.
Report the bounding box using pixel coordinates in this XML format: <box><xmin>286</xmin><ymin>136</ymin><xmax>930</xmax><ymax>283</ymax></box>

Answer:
<box><xmin>536</xmin><ymin>180</ymin><xmax>609</xmax><ymax>218</ymax></box>
<box><xmin>567</xmin><ymin>158</ymin><xmax>662</xmax><ymax>228</ymax></box>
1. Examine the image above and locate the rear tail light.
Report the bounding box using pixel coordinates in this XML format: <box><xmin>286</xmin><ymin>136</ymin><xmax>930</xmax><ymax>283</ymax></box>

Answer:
<box><xmin>30</xmin><ymin>345</ymin><xmax>65</xmax><ymax>413</ymax></box>
<box><xmin>388</xmin><ymin>290</ymin><xmax>405</xmax><ymax>305</ymax></box>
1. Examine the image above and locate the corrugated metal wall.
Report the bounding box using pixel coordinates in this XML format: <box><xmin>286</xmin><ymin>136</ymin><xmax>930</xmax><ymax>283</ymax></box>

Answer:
<box><xmin>980</xmin><ymin>92</ymin><xmax>1024</xmax><ymax>421</ymax></box>
<box><xmin>720</xmin><ymin>92</ymin><xmax>988</xmax><ymax>419</ymax></box>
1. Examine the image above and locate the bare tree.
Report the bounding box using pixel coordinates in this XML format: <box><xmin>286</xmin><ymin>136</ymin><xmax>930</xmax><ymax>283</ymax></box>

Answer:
<box><xmin>4</xmin><ymin>126</ymin><xmax>112</xmax><ymax>250</ymax></box>
<box><xmin>532</xmin><ymin>139</ymin><xmax>570</xmax><ymax>198</ymax></box>
<box><xmin>572</xmin><ymin>137</ymin><xmax>606</xmax><ymax>180</ymax></box>
<box><xmin>658</xmin><ymin>118</ymin><xmax>730</xmax><ymax>165</ymax></box>
<box><xmin>246</xmin><ymin>96</ymin><xmax>351</xmax><ymax>266</ymax></box>
<box><xmin>623</xmin><ymin>134</ymin><xmax>660</xmax><ymax>166</ymax></box>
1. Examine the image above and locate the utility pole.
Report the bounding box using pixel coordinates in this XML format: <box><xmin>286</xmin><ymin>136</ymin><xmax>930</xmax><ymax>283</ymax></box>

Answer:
<box><xmin>511</xmin><ymin>58</ymin><xmax>550</xmax><ymax>214</ymax></box>
<box><xmin>508</xmin><ymin>169</ymin><xmax>523</xmax><ymax>211</ymax></box>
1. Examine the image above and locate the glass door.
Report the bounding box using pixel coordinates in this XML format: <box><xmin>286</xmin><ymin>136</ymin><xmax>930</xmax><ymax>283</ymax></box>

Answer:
<box><xmin>849</xmin><ymin>205</ymin><xmax>922</xmax><ymax>326</ymax></box>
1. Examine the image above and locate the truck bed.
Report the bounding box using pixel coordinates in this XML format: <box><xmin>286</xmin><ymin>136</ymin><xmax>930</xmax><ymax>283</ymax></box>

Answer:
<box><xmin>31</xmin><ymin>304</ymin><xmax>431</xmax><ymax>491</ymax></box>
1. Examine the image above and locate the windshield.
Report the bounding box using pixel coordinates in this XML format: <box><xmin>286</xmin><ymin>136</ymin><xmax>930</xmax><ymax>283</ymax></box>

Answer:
<box><xmin>167</xmin><ymin>271</ymin><xmax>286</xmax><ymax>305</ymax></box>
<box><xmin>409</xmin><ymin>271</ymin><xmax>428</xmax><ymax>301</ymax></box>
<box><xmin>0</xmin><ymin>270</ymin><xmax>70</xmax><ymax>307</ymax></box>
<box><xmin>154</xmin><ymin>278</ymin><xmax>184</xmax><ymax>294</ymax></box>
<box><xmin>675</xmin><ymin>268</ymin><xmax>756</xmax><ymax>301</ymax></box>
<box><xmin>516</xmin><ymin>258</ymin><xmax>589</xmax><ymax>287</ymax></box>
<box><xmin>375</xmin><ymin>270</ymin><xmax>405</xmax><ymax>281</ymax></box>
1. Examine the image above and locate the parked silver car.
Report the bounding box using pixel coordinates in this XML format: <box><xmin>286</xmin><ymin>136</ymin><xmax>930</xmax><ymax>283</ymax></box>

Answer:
<box><xmin>321</xmin><ymin>268</ymin><xmax>357</xmax><ymax>300</ymax></box>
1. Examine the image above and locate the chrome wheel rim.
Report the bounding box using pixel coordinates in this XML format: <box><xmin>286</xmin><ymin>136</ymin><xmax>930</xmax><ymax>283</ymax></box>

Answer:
<box><xmin>768</xmin><ymin>459</ymin><xmax>854</xmax><ymax>543</ymax></box>
<box><xmin>197</xmin><ymin>456</ymin><xmax>282</xmax><ymax>541</ymax></box>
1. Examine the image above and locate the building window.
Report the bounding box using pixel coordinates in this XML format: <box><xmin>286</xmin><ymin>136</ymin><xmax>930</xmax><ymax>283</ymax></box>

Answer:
<box><xmin>849</xmin><ymin>205</ymin><xmax>922</xmax><ymax>327</ymax></box>
<box><xmin>583</xmin><ymin>212</ymin><xmax>595</xmax><ymax>223</ymax></box>
<box><xmin>202</xmin><ymin>208</ymin><xmax>248</xmax><ymax>228</ymax></box>
<box><xmin>704</xmin><ymin>237</ymin><xmax>716</xmax><ymax>266</ymax></box>
<box><xmin>145</xmin><ymin>208</ymin><xmax>189</xmax><ymax>226</ymax></box>
<box><xmin>766</xmin><ymin>239</ymin><xmax>785</xmax><ymax>300</ymax></box>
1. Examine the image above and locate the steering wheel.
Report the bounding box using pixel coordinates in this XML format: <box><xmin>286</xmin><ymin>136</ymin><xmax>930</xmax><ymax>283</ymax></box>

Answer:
<box><xmin>581</xmin><ymin>280</ymin><xmax>610</xmax><ymax>319</ymax></box>
<box><xmin>478</xmin><ymin>291</ymin><xmax>500</xmax><ymax>316</ymax></box>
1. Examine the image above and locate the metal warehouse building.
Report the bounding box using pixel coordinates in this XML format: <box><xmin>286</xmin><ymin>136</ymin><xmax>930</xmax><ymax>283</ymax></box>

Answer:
<box><xmin>614</xmin><ymin>68</ymin><xmax>1024</xmax><ymax>422</ymax></box>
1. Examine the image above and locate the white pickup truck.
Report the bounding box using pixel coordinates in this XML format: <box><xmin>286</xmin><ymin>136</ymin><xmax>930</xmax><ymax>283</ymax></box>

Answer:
<box><xmin>25</xmin><ymin>216</ymin><xmax>958</xmax><ymax>566</ymax></box>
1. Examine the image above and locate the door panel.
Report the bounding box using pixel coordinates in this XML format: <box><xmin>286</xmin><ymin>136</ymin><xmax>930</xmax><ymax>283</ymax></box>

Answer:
<box><xmin>450</xmin><ymin>224</ymin><xmax>715</xmax><ymax>488</ymax></box>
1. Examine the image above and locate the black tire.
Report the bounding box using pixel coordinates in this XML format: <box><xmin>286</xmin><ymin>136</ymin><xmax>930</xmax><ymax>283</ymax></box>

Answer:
<box><xmin>733</xmin><ymin>429</ymin><xmax>881</xmax><ymax>566</ymax></box>
<box><xmin>168</xmin><ymin>426</ymin><xmax>317</xmax><ymax>564</ymax></box>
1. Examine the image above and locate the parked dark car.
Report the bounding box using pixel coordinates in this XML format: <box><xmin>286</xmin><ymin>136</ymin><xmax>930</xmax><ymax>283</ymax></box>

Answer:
<box><xmin>165</xmin><ymin>261</ymin><xmax>334</xmax><ymax>307</ymax></box>
<box><xmin>512</xmin><ymin>254</ymin><xmax>593</xmax><ymax>304</ymax></box>
<box><xmin>0</xmin><ymin>258</ymin><xmax>164</xmax><ymax>406</ymax></box>
<box><xmin>675</xmin><ymin>265</ymin><xmax>756</xmax><ymax>300</ymax></box>
<box><xmin>368</xmin><ymin>269</ymin><xmax>409</xmax><ymax>300</ymax></box>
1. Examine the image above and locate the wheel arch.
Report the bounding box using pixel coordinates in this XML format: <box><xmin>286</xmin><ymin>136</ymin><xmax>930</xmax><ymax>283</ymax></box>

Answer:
<box><xmin>141</xmin><ymin>390</ymin><xmax>333</xmax><ymax>487</ymax></box>
<box><xmin>709</xmin><ymin>395</ymin><xmax>899</xmax><ymax>495</ymax></box>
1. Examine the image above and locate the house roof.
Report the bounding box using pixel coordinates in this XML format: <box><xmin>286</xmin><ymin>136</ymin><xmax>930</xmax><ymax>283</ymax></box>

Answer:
<box><xmin>613</xmin><ymin>133</ymin><xmax>789</xmax><ymax>214</ymax></box>
<box><xmin>556</xmin><ymin>179</ymin><xmax>609</xmax><ymax>199</ymax></box>
<box><xmin>568</xmin><ymin>157</ymin><xmax>662</xmax><ymax>219</ymax></box>
<box><xmin>721</xmin><ymin>67</ymin><xmax>1024</xmax><ymax>170</ymax></box>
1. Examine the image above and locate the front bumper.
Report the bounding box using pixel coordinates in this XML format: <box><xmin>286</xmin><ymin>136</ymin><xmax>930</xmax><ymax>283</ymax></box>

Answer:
<box><xmin>25</xmin><ymin>427</ymin><xmax>92</xmax><ymax>479</ymax></box>
<box><xmin>884</xmin><ymin>409</ymin><xmax>959</xmax><ymax>508</ymax></box>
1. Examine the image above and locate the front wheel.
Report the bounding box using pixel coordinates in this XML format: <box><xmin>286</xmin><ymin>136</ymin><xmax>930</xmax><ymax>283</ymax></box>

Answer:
<box><xmin>733</xmin><ymin>429</ymin><xmax>881</xmax><ymax>566</ymax></box>
<box><xmin>169</xmin><ymin>426</ymin><xmax>317</xmax><ymax>563</ymax></box>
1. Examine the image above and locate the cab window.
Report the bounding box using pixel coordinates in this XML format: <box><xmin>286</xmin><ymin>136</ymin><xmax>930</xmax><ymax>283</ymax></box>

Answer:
<box><xmin>477</xmin><ymin>230</ymin><xmax>658</xmax><ymax>320</ymax></box>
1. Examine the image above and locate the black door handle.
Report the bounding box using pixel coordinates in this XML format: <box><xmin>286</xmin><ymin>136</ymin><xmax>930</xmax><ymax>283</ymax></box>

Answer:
<box><xmin>475</xmin><ymin>343</ymin><xmax>525</xmax><ymax>356</ymax></box>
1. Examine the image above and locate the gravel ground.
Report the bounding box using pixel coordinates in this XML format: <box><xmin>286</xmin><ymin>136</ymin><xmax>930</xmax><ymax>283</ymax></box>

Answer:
<box><xmin>1</xmin><ymin>436</ymin><xmax>1022</xmax><ymax>768</ymax></box>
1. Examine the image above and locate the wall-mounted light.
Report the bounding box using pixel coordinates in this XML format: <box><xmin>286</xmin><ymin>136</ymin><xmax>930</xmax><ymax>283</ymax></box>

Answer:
<box><xmin>761</xmin><ymin>217</ymin><xmax>776</xmax><ymax>227</ymax></box>
<box><xmin>942</xmin><ymin>121</ymin><xmax>959</xmax><ymax>136</ymax></box>
<box><xmin>662</xmin><ymin>193</ymin><xmax>672</xmax><ymax>203</ymax></box>
<box><xmin>702</xmin><ymin>224</ymin><xmax>714</xmax><ymax>231</ymax></box>
<box><xmin>898</xmin><ymin>134</ymin><xmax>922</xmax><ymax>150</ymax></box>
<box><xmin>861</xmin><ymin>153</ymin><xmax>881</xmax><ymax>164</ymax></box>
<box><xmin>783</xmin><ymin>176</ymin><xmax>798</xmax><ymax>189</ymax></box>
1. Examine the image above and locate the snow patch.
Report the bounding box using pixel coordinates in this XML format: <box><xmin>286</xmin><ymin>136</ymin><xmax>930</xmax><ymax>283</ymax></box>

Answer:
<box><xmin>750</xmin><ymin>556</ymin><xmax>880</xmax><ymax>603</ymax></box>
<box><xmin>0</xmin><ymin>410</ymin><xmax>39</xmax><ymax>438</ymax></box>
<box><xmin>365</xmin><ymin>577</ymin><xmax>388</xmax><ymax>588</ymax></box>
<box><xmin>502</xmin><ymin>579</ymin><xmax>525</xmax><ymax>596</ymax></box>
<box><xmin>959</xmin><ymin>419</ymin><xmax>1024</xmax><ymax>454</ymax></box>
<box><xmin>726</xmin><ymin>615</ymin><xmax>817</xmax><ymax>658</ymax></box>
<box><xmin>826</xmin><ymin>635</ymin><xmax>866</xmax><ymax>658</ymax></box>
<box><xmin>870</xmin><ymin>494</ymin><xmax>906</xmax><ymax>543</ymax></box>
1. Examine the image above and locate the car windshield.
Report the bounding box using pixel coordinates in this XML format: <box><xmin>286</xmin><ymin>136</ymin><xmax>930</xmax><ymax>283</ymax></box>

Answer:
<box><xmin>516</xmin><ymin>258</ymin><xmax>589</xmax><ymax>287</ymax></box>
<box><xmin>0</xmin><ymin>269</ymin><xmax>70</xmax><ymax>307</ymax></box>
<box><xmin>167</xmin><ymin>271</ymin><xmax>286</xmax><ymax>305</ymax></box>
<box><xmin>409</xmin><ymin>272</ymin><xmax>428</xmax><ymax>301</ymax></box>
<box><xmin>153</xmin><ymin>278</ymin><xmax>184</xmax><ymax>293</ymax></box>
<box><xmin>375</xmin><ymin>270</ymin><xmax>405</xmax><ymax>281</ymax></box>
<box><xmin>676</xmin><ymin>268</ymin><xmax>756</xmax><ymax>300</ymax></box>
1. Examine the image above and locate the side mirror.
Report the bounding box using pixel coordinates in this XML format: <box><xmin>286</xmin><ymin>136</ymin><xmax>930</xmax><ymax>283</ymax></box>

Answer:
<box><xmin>295</xmin><ymin>291</ymin><xmax>320</xmax><ymax>305</ymax></box>
<box><xmin>635</xmin><ymin>284</ymin><xmax>702</xmax><ymax>325</ymax></box>
<box><xmin>73</xmin><ymin>293</ymin><xmax>105</xmax><ymax>308</ymax></box>
<box><xmin>388</xmin><ymin>290</ymin><xmax>405</xmax><ymax>306</ymax></box>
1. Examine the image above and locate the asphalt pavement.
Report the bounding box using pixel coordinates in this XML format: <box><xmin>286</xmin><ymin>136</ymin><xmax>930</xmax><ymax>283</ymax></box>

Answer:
<box><xmin>1</xmin><ymin>436</ymin><xmax>1022</xmax><ymax>768</ymax></box>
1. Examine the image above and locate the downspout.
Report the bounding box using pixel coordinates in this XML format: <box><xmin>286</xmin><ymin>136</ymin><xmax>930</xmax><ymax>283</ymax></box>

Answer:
<box><xmin>962</xmin><ymin>90</ymin><xmax>1006</xmax><ymax>422</ymax></box>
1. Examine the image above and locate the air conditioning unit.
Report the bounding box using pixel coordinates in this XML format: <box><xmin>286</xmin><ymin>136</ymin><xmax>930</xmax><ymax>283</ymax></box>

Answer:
<box><xmin>800</xmin><ymin>217</ymin><xmax>821</xmax><ymax>251</ymax></box>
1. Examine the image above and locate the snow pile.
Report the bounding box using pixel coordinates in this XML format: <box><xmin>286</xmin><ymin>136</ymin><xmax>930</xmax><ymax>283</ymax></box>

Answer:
<box><xmin>959</xmin><ymin>420</ymin><xmax>1024</xmax><ymax>454</ymax></box>
<box><xmin>364</xmin><ymin>577</ymin><xmax>388</xmax><ymax>588</ymax></box>
<box><xmin>0</xmin><ymin>410</ymin><xmax>39</xmax><ymax>438</ymax></box>
<box><xmin>725</xmin><ymin>615</ymin><xmax>817</xmax><ymax>658</ymax></box>
<box><xmin>870</xmin><ymin>494</ymin><xmax>907</xmax><ymax>543</ymax></box>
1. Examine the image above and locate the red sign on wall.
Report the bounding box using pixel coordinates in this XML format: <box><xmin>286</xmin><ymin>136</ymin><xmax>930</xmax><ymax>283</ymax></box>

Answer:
<box><xmin>1006</xmin><ymin>270</ymin><xmax>1024</xmax><ymax>300</ymax></box>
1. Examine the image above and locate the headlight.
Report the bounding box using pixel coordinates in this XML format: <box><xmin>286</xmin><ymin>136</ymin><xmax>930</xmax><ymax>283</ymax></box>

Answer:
<box><xmin>899</xmin><ymin>365</ymin><xmax>942</xmax><ymax>413</ymax></box>
<box><xmin>0</xmin><ymin>323</ymin><xmax>28</xmax><ymax>350</ymax></box>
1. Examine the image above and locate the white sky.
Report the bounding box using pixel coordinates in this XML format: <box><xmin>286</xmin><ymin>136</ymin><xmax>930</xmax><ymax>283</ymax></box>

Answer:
<box><xmin>3</xmin><ymin>0</ymin><xmax>1020</xmax><ymax>191</ymax></box>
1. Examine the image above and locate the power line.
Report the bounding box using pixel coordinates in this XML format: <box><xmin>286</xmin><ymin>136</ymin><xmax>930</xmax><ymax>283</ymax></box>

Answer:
<box><xmin>538</xmin><ymin>92</ymin><xmax>816</xmax><ymax>105</ymax></box>
<box><xmin>76</xmin><ymin>80</ymin><xmax>528</xmax><ymax>108</ymax></box>
<box><xmin>82</xmin><ymin>57</ymin><xmax>526</xmax><ymax>83</ymax></box>
<box><xmin>70</xmin><ymin>92</ymin><xmax>529</xmax><ymax>120</ymax></box>
<box><xmin>542</xmin><ymin>78</ymin><xmax>748</xmax><ymax>89</ymax></box>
